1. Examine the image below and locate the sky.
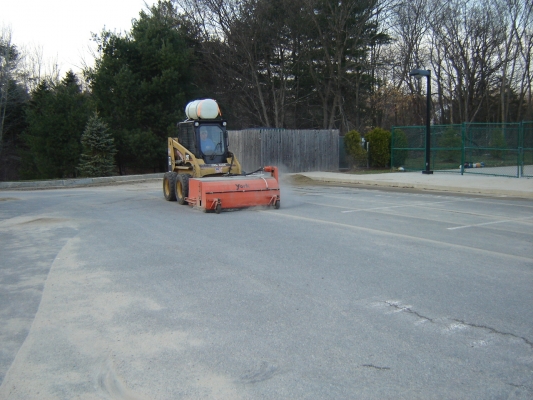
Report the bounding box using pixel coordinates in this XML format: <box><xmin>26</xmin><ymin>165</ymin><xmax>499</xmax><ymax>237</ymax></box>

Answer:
<box><xmin>1</xmin><ymin>0</ymin><xmax>157</xmax><ymax>75</ymax></box>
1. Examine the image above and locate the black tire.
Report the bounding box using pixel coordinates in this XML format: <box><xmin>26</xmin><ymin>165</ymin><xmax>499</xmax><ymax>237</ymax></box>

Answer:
<box><xmin>163</xmin><ymin>172</ymin><xmax>177</xmax><ymax>201</ymax></box>
<box><xmin>176</xmin><ymin>173</ymin><xmax>191</xmax><ymax>205</ymax></box>
<box><xmin>215</xmin><ymin>203</ymin><xmax>222</xmax><ymax>214</ymax></box>
<box><xmin>274</xmin><ymin>200</ymin><xmax>280</xmax><ymax>209</ymax></box>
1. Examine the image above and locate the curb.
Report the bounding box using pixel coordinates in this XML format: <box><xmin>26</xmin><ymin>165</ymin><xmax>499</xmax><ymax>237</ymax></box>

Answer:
<box><xmin>0</xmin><ymin>173</ymin><xmax>164</xmax><ymax>190</ymax></box>
<box><xmin>292</xmin><ymin>173</ymin><xmax>533</xmax><ymax>199</ymax></box>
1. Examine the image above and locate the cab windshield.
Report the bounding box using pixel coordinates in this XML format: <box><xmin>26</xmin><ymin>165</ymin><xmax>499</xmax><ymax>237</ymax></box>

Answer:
<box><xmin>199</xmin><ymin>125</ymin><xmax>226</xmax><ymax>156</ymax></box>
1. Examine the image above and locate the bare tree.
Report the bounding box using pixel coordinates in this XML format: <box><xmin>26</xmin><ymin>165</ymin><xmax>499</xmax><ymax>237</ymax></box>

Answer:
<box><xmin>380</xmin><ymin>0</ymin><xmax>531</xmax><ymax>126</ymax></box>
<box><xmin>500</xmin><ymin>0</ymin><xmax>533</xmax><ymax>121</ymax></box>
<box><xmin>18</xmin><ymin>44</ymin><xmax>61</xmax><ymax>93</ymax></box>
<box><xmin>176</xmin><ymin>0</ymin><xmax>293</xmax><ymax>127</ymax></box>
<box><xmin>389</xmin><ymin>0</ymin><xmax>430</xmax><ymax>90</ymax></box>
<box><xmin>493</xmin><ymin>0</ymin><xmax>531</xmax><ymax>122</ymax></box>
<box><xmin>385</xmin><ymin>0</ymin><xmax>432</xmax><ymax>125</ymax></box>
<box><xmin>429</xmin><ymin>0</ymin><xmax>507</xmax><ymax>123</ymax></box>
<box><xmin>518</xmin><ymin>9</ymin><xmax>533</xmax><ymax>120</ymax></box>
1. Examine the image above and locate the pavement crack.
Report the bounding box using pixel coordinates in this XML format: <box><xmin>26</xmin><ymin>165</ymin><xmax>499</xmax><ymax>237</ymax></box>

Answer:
<box><xmin>361</xmin><ymin>364</ymin><xmax>391</xmax><ymax>370</ymax></box>
<box><xmin>383</xmin><ymin>301</ymin><xmax>533</xmax><ymax>350</ymax></box>
<box><xmin>506</xmin><ymin>382</ymin><xmax>533</xmax><ymax>395</ymax></box>
<box><xmin>451</xmin><ymin>319</ymin><xmax>533</xmax><ymax>350</ymax></box>
<box><xmin>239</xmin><ymin>361</ymin><xmax>279</xmax><ymax>384</ymax></box>
<box><xmin>507</xmin><ymin>383</ymin><xmax>532</xmax><ymax>389</ymax></box>
<box><xmin>384</xmin><ymin>301</ymin><xmax>434</xmax><ymax>322</ymax></box>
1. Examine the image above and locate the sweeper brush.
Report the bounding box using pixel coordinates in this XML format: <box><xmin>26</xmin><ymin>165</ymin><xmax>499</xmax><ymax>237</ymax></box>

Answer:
<box><xmin>186</xmin><ymin>166</ymin><xmax>280</xmax><ymax>213</ymax></box>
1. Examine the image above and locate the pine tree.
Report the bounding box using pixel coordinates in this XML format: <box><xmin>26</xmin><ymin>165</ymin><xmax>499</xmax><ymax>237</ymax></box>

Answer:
<box><xmin>78</xmin><ymin>113</ymin><xmax>117</xmax><ymax>177</ymax></box>
<box><xmin>22</xmin><ymin>71</ymin><xmax>91</xmax><ymax>179</ymax></box>
<box><xmin>88</xmin><ymin>1</ymin><xmax>197</xmax><ymax>173</ymax></box>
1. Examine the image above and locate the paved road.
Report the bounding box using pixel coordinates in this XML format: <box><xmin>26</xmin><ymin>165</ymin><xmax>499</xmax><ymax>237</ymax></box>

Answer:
<box><xmin>1</xmin><ymin>181</ymin><xmax>532</xmax><ymax>399</ymax></box>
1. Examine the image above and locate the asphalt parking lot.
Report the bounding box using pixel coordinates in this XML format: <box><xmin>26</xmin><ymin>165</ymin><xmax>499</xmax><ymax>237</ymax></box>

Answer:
<box><xmin>1</xmin><ymin>180</ymin><xmax>532</xmax><ymax>399</ymax></box>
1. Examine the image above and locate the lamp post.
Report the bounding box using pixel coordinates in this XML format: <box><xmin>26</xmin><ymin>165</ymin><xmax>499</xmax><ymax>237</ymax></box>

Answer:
<box><xmin>409</xmin><ymin>69</ymin><xmax>433</xmax><ymax>174</ymax></box>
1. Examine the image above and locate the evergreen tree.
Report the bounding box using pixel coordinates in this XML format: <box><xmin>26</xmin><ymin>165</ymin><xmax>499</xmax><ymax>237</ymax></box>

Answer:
<box><xmin>0</xmin><ymin>36</ymin><xmax>29</xmax><ymax>180</ymax></box>
<box><xmin>22</xmin><ymin>71</ymin><xmax>91</xmax><ymax>179</ymax></box>
<box><xmin>87</xmin><ymin>1</ymin><xmax>198</xmax><ymax>173</ymax></box>
<box><xmin>78</xmin><ymin>113</ymin><xmax>117</xmax><ymax>177</ymax></box>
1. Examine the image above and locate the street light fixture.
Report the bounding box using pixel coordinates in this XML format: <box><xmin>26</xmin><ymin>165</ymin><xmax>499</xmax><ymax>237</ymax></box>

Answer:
<box><xmin>409</xmin><ymin>69</ymin><xmax>433</xmax><ymax>174</ymax></box>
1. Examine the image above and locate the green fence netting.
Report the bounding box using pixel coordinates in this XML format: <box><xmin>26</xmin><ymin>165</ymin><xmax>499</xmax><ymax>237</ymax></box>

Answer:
<box><xmin>523</xmin><ymin>121</ymin><xmax>533</xmax><ymax>178</ymax></box>
<box><xmin>391</xmin><ymin>124</ymin><xmax>463</xmax><ymax>172</ymax></box>
<box><xmin>391</xmin><ymin>122</ymin><xmax>533</xmax><ymax>178</ymax></box>
<box><xmin>464</xmin><ymin>123</ymin><xmax>520</xmax><ymax>177</ymax></box>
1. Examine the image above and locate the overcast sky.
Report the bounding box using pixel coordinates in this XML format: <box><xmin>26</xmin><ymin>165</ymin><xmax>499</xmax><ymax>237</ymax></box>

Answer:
<box><xmin>1</xmin><ymin>0</ymin><xmax>157</xmax><ymax>75</ymax></box>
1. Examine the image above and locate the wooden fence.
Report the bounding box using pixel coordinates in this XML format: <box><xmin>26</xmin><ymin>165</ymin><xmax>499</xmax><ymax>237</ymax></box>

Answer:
<box><xmin>228</xmin><ymin>129</ymin><xmax>339</xmax><ymax>173</ymax></box>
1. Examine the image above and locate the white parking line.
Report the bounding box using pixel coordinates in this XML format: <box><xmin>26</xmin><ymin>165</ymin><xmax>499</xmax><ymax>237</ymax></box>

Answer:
<box><xmin>341</xmin><ymin>199</ymin><xmax>463</xmax><ymax>213</ymax></box>
<box><xmin>447</xmin><ymin>220</ymin><xmax>514</xmax><ymax>230</ymax></box>
<box><xmin>447</xmin><ymin>216</ymin><xmax>533</xmax><ymax>230</ymax></box>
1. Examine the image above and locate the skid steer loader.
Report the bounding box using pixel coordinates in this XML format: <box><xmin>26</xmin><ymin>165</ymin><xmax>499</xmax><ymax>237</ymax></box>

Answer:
<box><xmin>163</xmin><ymin>99</ymin><xmax>280</xmax><ymax>213</ymax></box>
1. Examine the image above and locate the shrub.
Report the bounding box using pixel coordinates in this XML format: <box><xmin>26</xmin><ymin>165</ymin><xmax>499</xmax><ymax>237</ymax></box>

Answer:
<box><xmin>391</xmin><ymin>129</ymin><xmax>408</xmax><ymax>167</ymax></box>
<box><xmin>365</xmin><ymin>127</ymin><xmax>391</xmax><ymax>168</ymax></box>
<box><xmin>344</xmin><ymin>130</ymin><xmax>367</xmax><ymax>168</ymax></box>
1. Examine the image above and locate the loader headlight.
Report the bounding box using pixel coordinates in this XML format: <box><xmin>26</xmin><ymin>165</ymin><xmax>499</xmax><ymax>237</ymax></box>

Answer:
<box><xmin>223</xmin><ymin>122</ymin><xmax>227</xmax><ymax>126</ymax></box>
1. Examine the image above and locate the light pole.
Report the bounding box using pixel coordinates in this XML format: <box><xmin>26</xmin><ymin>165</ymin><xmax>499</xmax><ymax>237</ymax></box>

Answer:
<box><xmin>409</xmin><ymin>69</ymin><xmax>433</xmax><ymax>174</ymax></box>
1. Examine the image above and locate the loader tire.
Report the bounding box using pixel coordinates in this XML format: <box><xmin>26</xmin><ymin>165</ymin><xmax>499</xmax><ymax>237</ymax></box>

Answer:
<box><xmin>176</xmin><ymin>173</ymin><xmax>191</xmax><ymax>205</ymax></box>
<box><xmin>163</xmin><ymin>172</ymin><xmax>177</xmax><ymax>201</ymax></box>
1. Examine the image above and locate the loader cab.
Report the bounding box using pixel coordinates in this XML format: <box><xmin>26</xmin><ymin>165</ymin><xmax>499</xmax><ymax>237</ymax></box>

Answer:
<box><xmin>177</xmin><ymin>120</ymin><xmax>229</xmax><ymax>164</ymax></box>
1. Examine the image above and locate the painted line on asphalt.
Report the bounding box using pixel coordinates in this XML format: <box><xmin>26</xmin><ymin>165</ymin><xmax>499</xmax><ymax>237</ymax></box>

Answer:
<box><xmin>447</xmin><ymin>216</ymin><xmax>533</xmax><ymax>230</ymax></box>
<box><xmin>265</xmin><ymin>211</ymin><xmax>533</xmax><ymax>263</ymax></box>
<box><xmin>340</xmin><ymin>199</ymin><xmax>466</xmax><ymax>213</ymax></box>
<box><xmin>302</xmin><ymin>195</ymin><xmax>533</xmax><ymax>231</ymax></box>
<box><xmin>447</xmin><ymin>220</ymin><xmax>513</xmax><ymax>230</ymax></box>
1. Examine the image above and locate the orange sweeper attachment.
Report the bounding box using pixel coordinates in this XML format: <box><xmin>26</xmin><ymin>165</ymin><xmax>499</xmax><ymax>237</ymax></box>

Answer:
<box><xmin>186</xmin><ymin>166</ymin><xmax>280</xmax><ymax>213</ymax></box>
<box><xmin>163</xmin><ymin>99</ymin><xmax>281</xmax><ymax>213</ymax></box>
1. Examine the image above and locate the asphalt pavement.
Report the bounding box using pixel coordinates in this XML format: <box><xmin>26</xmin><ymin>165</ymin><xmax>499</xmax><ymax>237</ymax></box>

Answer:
<box><xmin>1</xmin><ymin>175</ymin><xmax>532</xmax><ymax>398</ymax></box>
<box><xmin>2</xmin><ymin>170</ymin><xmax>532</xmax><ymax>199</ymax></box>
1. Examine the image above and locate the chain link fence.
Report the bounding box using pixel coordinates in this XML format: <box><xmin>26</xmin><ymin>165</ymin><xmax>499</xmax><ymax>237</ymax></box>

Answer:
<box><xmin>391</xmin><ymin>122</ymin><xmax>533</xmax><ymax>178</ymax></box>
<box><xmin>523</xmin><ymin>121</ymin><xmax>533</xmax><ymax>178</ymax></box>
<box><xmin>464</xmin><ymin>123</ymin><xmax>521</xmax><ymax>177</ymax></box>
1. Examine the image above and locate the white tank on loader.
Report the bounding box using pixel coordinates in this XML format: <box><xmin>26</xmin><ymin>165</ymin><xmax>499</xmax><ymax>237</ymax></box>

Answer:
<box><xmin>185</xmin><ymin>99</ymin><xmax>220</xmax><ymax>120</ymax></box>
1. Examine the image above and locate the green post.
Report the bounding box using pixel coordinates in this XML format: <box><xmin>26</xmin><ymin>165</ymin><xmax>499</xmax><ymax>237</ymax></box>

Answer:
<box><xmin>391</xmin><ymin>127</ymin><xmax>395</xmax><ymax>171</ymax></box>
<box><xmin>461</xmin><ymin>123</ymin><xmax>465</xmax><ymax>175</ymax></box>
<box><xmin>519</xmin><ymin>121</ymin><xmax>523</xmax><ymax>177</ymax></box>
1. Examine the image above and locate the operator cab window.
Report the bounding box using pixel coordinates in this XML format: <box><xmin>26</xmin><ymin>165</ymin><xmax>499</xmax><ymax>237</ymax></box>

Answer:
<box><xmin>199</xmin><ymin>125</ymin><xmax>226</xmax><ymax>156</ymax></box>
